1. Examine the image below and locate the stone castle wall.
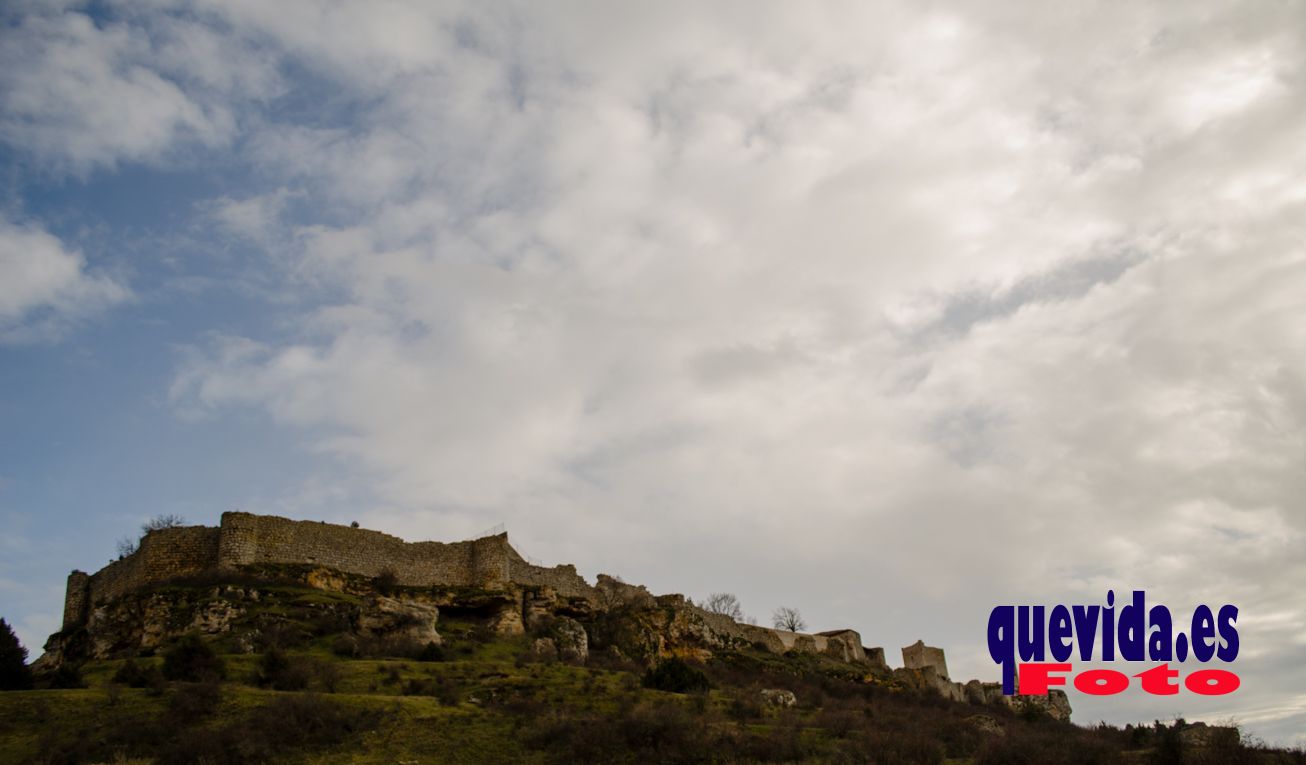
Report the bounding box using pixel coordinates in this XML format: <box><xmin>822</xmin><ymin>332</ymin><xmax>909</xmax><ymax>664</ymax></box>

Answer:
<box><xmin>215</xmin><ymin>512</ymin><xmax>508</xmax><ymax>588</ymax></box>
<box><xmin>64</xmin><ymin>526</ymin><xmax>221</xmax><ymax>628</ymax></box>
<box><xmin>504</xmin><ymin>544</ymin><xmax>595</xmax><ymax>599</ymax></box>
<box><xmin>61</xmin><ymin>512</ymin><xmax>585</xmax><ymax>628</ymax></box>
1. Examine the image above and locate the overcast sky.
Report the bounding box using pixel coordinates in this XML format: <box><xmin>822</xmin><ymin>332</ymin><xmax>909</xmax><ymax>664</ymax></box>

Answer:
<box><xmin>1</xmin><ymin>0</ymin><xmax>1303</xmax><ymax>746</ymax></box>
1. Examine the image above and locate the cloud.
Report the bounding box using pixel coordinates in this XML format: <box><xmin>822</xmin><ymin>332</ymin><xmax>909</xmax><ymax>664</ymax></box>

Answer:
<box><xmin>0</xmin><ymin>8</ymin><xmax>281</xmax><ymax>174</ymax></box>
<box><xmin>0</xmin><ymin>216</ymin><xmax>130</xmax><ymax>343</ymax></box>
<box><xmin>6</xmin><ymin>0</ymin><xmax>1304</xmax><ymax>745</ymax></box>
<box><xmin>206</xmin><ymin>190</ymin><xmax>293</xmax><ymax>246</ymax></box>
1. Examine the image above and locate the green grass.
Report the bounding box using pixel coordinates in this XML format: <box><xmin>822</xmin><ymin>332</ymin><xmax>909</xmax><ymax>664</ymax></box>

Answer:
<box><xmin>0</xmin><ymin>646</ymin><xmax>669</xmax><ymax>764</ymax></box>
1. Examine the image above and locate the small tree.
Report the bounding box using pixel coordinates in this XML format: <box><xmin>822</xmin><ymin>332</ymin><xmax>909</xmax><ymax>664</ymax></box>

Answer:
<box><xmin>115</xmin><ymin>536</ymin><xmax>138</xmax><ymax>558</ymax></box>
<box><xmin>142</xmin><ymin>514</ymin><xmax>186</xmax><ymax>534</ymax></box>
<box><xmin>0</xmin><ymin>618</ymin><xmax>33</xmax><ymax>690</ymax></box>
<box><xmin>703</xmin><ymin>592</ymin><xmax>745</xmax><ymax>621</ymax></box>
<box><xmin>162</xmin><ymin>633</ymin><xmax>225</xmax><ymax>682</ymax></box>
<box><xmin>374</xmin><ymin>567</ymin><xmax>399</xmax><ymax>596</ymax></box>
<box><xmin>772</xmin><ymin>606</ymin><xmax>806</xmax><ymax>633</ymax></box>
<box><xmin>642</xmin><ymin>657</ymin><xmax>711</xmax><ymax>694</ymax></box>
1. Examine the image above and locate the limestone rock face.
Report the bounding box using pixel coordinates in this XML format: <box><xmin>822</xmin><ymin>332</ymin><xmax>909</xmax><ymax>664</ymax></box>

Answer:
<box><xmin>551</xmin><ymin>616</ymin><xmax>588</xmax><ymax>662</ymax></box>
<box><xmin>893</xmin><ymin>665</ymin><xmax>967</xmax><ymax>703</ymax></box>
<box><xmin>189</xmin><ymin>599</ymin><xmax>242</xmax><ymax>635</ymax></box>
<box><xmin>357</xmin><ymin>594</ymin><xmax>441</xmax><ymax>646</ymax></box>
<box><xmin>523</xmin><ymin>588</ymin><xmax>560</xmax><ymax>629</ymax></box>
<box><xmin>588</xmin><ymin>593</ymin><xmax>742</xmax><ymax>662</ymax></box>
<box><xmin>305</xmin><ymin>567</ymin><xmax>349</xmax><ymax>592</ymax></box>
<box><xmin>532</xmin><ymin>637</ymin><xmax>558</xmax><ymax>660</ymax></box>
<box><xmin>1010</xmin><ymin>689</ymin><xmax>1073</xmax><ymax>722</ymax></box>
<box><xmin>490</xmin><ymin>593</ymin><xmax>526</xmax><ymax>636</ymax></box>
<box><xmin>760</xmin><ymin>689</ymin><xmax>797</xmax><ymax>708</ymax></box>
<box><xmin>1044</xmin><ymin>690</ymin><xmax>1073</xmax><ymax>723</ymax></box>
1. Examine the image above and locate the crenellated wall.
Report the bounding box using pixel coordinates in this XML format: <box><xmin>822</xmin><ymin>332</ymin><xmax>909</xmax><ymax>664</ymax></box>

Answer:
<box><xmin>61</xmin><ymin>512</ymin><xmax>577</xmax><ymax>628</ymax></box>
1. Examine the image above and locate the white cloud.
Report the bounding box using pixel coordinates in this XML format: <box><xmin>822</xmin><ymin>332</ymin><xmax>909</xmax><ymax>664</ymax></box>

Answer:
<box><xmin>206</xmin><ymin>190</ymin><xmax>293</xmax><ymax>245</ymax></box>
<box><xmin>0</xmin><ymin>217</ymin><xmax>130</xmax><ymax>342</ymax></box>
<box><xmin>0</xmin><ymin>8</ymin><xmax>282</xmax><ymax>173</ymax></box>
<box><xmin>6</xmin><ymin>0</ymin><xmax>1303</xmax><ymax>745</ymax></box>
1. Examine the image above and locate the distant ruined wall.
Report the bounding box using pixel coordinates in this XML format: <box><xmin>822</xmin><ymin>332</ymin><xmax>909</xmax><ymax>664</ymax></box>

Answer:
<box><xmin>902</xmin><ymin>639</ymin><xmax>949</xmax><ymax>679</ymax></box>
<box><xmin>505</xmin><ymin>545</ymin><xmax>595</xmax><ymax>600</ymax></box>
<box><xmin>864</xmin><ymin>646</ymin><xmax>888</xmax><ymax>671</ymax></box>
<box><xmin>63</xmin><ymin>526</ymin><xmax>222</xmax><ymax>628</ymax></box>
<box><xmin>216</xmin><ymin>512</ymin><xmax>509</xmax><ymax>588</ymax></box>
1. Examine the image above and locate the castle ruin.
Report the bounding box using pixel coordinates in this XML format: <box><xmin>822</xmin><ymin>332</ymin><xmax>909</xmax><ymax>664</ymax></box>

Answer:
<box><xmin>62</xmin><ymin>511</ymin><xmax>591</xmax><ymax>629</ymax></box>
<box><xmin>58</xmin><ymin>511</ymin><xmax>1069</xmax><ymax>720</ymax></box>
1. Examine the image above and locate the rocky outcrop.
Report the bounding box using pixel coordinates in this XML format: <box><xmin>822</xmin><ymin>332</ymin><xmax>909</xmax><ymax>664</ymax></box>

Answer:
<box><xmin>1019</xmin><ymin>690</ymin><xmax>1073</xmax><ymax>723</ymax></box>
<box><xmin>1179</xmin><ymin>722</ymin><xmax>1239</xmax><ymax>748</ymax></box>
<box><xmin>550</xmin><ymin>616</ymin><xmax>588</xmax><ymax>662</ymax></box>
<box><xmin>527</xmin><ymin>615</ymin><xmax>590</xmax><ymax>663</ymax></box>
<box><xmin>356</xmin><ymin>594</ymin><xmax>441</xmax><ymax>646</ymax></box>
<box><xmin>895</xmin><ymin>665</ymin><xmax>966</xmax><ymax>702</ymax></box>
<box><xmin>531</xmin><ymin>637</ymin><xmax>558</xmax><ymax>660</ymax></box>
<box><xmin>760</xmin><ymin>689</ymin><xmax>797</xmax><ymax>708</ymax></box>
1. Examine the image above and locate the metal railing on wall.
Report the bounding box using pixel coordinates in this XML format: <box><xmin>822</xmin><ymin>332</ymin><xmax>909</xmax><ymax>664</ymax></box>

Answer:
<box><xmin>466</xmin><ymin>523</ymin><xmax>506</xmax><ymax>540</ymax></box>
<box><xmin>464</xmin><ymin>522</ymin><xmax>548</xmax><ymax>567</ymax></box>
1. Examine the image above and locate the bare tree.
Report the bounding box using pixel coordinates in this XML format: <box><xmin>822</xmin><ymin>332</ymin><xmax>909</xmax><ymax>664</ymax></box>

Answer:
<box><xmin>772</xmin><ymin>606</ymin><xmax>806</xmax><ymax>633</ymax></box>
<box><xmin>141</xmin><ymin>514</ymin><xmax>186</xmax><ymax>534</ymax></box>
<box><xmin>115</xmin><ymin>536</ymin><xmax>138</xmax><ymax>559</ymax></box>
<box><xmin>703</xmin><ymin>592</ymin><xmax>745</xmax><ymax>621</ymax></box>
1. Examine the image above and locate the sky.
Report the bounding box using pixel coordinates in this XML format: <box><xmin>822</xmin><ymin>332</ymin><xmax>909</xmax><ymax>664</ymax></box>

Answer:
<box><xmin>1</xmin><ymin>0</ymin><xmax>1304</xmax><ymax>746</ymax></box>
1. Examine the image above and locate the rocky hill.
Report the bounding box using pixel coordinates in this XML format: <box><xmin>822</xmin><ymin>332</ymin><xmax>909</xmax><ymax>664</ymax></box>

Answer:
<box><xmin>3</xmin><ymin>560</ymin><xmax>1296</xmax><ymax>764</ymax></box>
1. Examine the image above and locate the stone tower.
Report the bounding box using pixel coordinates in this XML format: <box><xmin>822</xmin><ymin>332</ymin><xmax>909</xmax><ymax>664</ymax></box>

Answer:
<box><xmin>902</xmin><ymin>639</ymin><xmax>949</xmax><ymax>680</ymax></box>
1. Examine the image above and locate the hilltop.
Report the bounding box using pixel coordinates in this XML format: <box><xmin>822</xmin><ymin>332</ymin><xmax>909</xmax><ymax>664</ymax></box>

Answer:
<box><xmin>0</xmin><ymin>514</ymin><xmax>1300</xmax><ymax>764</ymax></box>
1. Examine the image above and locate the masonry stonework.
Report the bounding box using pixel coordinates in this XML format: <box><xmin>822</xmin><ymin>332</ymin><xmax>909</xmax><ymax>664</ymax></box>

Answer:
<box><xmin>61</xmin><ymin>512</ymin><xmax>598</xmax><ymax>629</ymax></box>
<box><xmin>902</xmin><ymin>639</ymin><xmax>950</xmax><ymax>679</ymax></box>
<box><xmin>214</xmin><ymin>512</ymin><xmax>507</xmax><ymax>588</ymax></box>
<box><xmin>62</xmin><ymin>571</ymin><xmax>90</xmax><ymax>629</ymax></box>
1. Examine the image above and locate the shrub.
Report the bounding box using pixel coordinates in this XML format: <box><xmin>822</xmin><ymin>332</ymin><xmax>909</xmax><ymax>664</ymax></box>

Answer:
<box><xmin>156</xmin><ymin>693</ymin><xmax>382</xmax><ymax>765</ymax></box>
<box><xmin>256</xmin><ymin>620</ymin><xmax>309</xmax><ymax>651</ymax></box>
<box><xmin>161</xmin><ymin>634</ymin><xmax>226</xmax><ymax>682</ymax></box>
<box><xmin>311</xmin><ymin>659</ymin><xmax>343</xmax><ymax>693</ymax></box>
<box><xmin>113</xmin><ymin>658</ymin><xmax>165</xmax><ymax>691</ymax></box>
<box><xmin>253</xmin><ymin>648</ymin><xmax>310</xmax><ymax>691</ymax></box>
<box><xmin>374</xmin><ymin>568</ymin><xmax>398</xmax><ymax>596</ymax></box>
<box><xmin>0</xmin><ymin>617</ymin><xmax>33</xmax><ymax>690</ymax></box>
<box><xmin>416</xmin><ymin>641</ymin><xmax>445</xmax><ymax>662</ymax></box>
<box><xmin>332</xmin><ymin>634</ymin><xmax>360</xmax><ymax>658</ymax></box>
<box><xmin>642</xmin><ymin>658</ymin><xmax>711</xmax><ymax>694</ymax></box>
<box><xmin>46</xmin><ymin>662</ymin><xmax>86</xmax><ymax>689</ymax></box>
<box><xmin>167</xmin><ymin>679</ymin><xmax>222</xmax><ymax>724</ymax></box>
